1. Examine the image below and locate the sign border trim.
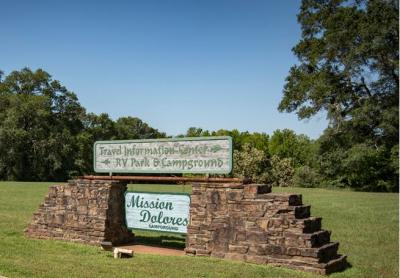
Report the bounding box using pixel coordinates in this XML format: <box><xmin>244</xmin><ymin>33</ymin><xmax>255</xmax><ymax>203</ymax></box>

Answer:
<box><xmin>124</xmin><ymin>190</ymin><xmax>191</xmax><ymax>235</ymax></box>
<box><xmin>93</xmin><ymin>136</ymin><xmax>233</xmax><ymax>174</ymax></box>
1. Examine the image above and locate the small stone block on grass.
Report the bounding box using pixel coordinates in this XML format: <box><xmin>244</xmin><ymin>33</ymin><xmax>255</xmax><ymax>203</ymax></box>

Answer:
<box><xmin>113</xmin><ymin>248</ymin><xmax>134</xmax><ymax>258</ymax></box>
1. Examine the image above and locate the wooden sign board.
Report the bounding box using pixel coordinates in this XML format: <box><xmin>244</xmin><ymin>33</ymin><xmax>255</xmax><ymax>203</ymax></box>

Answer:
<box><xmin>94</xmin><ymin>136</ymin><xmax>232</xmax><ymax>174</ymax></box>
<box><xmin>125</xmin><ymin>192</ymin><xmax>190</xmax><ymax>234</ymax></box>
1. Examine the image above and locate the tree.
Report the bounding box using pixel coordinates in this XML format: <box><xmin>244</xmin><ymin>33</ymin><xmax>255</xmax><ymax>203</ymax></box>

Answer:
<box><xmin>74</xmin><ymin>113</ymin><xmax>117</xmax><ymax>175</ymax></box>
<box><xmin>183</xmin><ymin>127</ymin><xmax>270</xmax><ymax>154</ymax></box>
<box><xmin>269</xmin><ymin>129</ymin><xmax>316</xmax><ymax>168</ymax></box>
<box><xmin>293</xmin><ymin>165</ymin><xmax>321</xmax><ymax>188</ymax></box>
<box><xmin>0</xmin><ymin>68</ymin><xmax>166</xmax><ymax>180</ymax></box>
<box><xmin>0</xmin><ymin>68</ymin><xmax>85</xmax><ymax>181</ymax></box>
<box><xmin>279</xmin><ymin>0</ymin><xmax>399</xmax><ymax>191</ymax></box>
<box><xmin>185</xmin><ymin>127</ymin><xmax>209</xmax><ymax>137</ymax></box>
<box><xmin>115</xmin><ymin>117</ymin><xmax>166</xmax><ymax>140</ymax></box>
<box><xmin>61</xmin><ymin>113</ymin><xmax>167</xmax><ymax>176</ymax></box>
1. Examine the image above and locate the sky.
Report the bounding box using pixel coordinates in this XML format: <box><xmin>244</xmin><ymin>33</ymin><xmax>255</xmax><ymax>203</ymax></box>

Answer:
<box><xmin>0</xmin><ymin>0</ymin><xmax>328</xmax><ymax>139</ymax></box>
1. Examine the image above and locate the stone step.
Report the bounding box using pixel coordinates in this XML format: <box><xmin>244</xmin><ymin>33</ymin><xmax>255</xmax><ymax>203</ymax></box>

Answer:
<box><xmin>324</xmin><ymin>254</ymin><xmax>348</xmax><ymax>274</ymax></box>
<box><xmin>302</xmin><ymin>217</ymin><xmax>322</xmax><ymax>233</ymax></box>
<box><xmin>308</xmin><ymin>242</ymin><xmax>339</xmax><ymax>261</ymax></box>
<box><xmin>267</xmin><ymin>254</ymin><xmax>347</xmax><ymax>275</ymax></box>
<box><xmin>284</xmin><ymin>230</ymin><xmax>331</xmax><ymax>248</ymax></box>
<box><xmin>317</xmin><ymin>242</ymin><xmax>340</xmax><ymax>262</ymax></box>
<box><xmin>287</xmin><ymin>194</ymin><xmax>303</xmax><ymax>206</ymax></box>
<box><xmin>305</xmin><ymin>230</ymin><xmax>331</xmax><ymax>247</ymax></box>
<box><xmin>288</xmin><ymin>217</ymin><xmax>322</xmax><ymax>233</ymax></box>
<box><xmin>287</xmin><ymin>242</ymin><xmax>339</xmax><ymax>261</ymax></box>
<box><xmin>292</xmin><ymin>205</ymin><xmax>311</xmax><ymax>219</ymax></box>
<box><xmin>275</xmin><ymin>205</ymin><xmax>310</xmax><ymax>219</ymax></box>
<box><xmin>296</xmin><ymin>254</ymin><xmax>348</xmax><ymax>274</ymax></box>
<box><xmin>256</xmin><ymin>193</ymin><xmax>302</xmax><ymax>206</ymax></box>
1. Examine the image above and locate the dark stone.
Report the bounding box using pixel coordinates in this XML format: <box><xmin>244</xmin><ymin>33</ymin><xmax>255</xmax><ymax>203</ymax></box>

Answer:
<box><xmin>185</xmin><ymin>182</ymin><xmax>347</xmax><ymax>275</ymax></box>
<box><xmin>25</xmin><ymin>179</ymin><xmax>135</xmax><ymax>245</ymax></box>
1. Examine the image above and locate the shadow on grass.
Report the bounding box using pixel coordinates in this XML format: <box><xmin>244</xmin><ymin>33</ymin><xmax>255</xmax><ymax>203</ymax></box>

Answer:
<box><xmin>133</xmin><ymin>232</ymin><xmax>186</xmax><ymax>250</ymax></box>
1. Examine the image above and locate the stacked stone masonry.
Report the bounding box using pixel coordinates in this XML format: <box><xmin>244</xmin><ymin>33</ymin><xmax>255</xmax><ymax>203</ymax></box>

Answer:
<box><xmin>25</xmin><ymin>179</ymin><xmax>135</xmax><ymax>245</ymax></box>
<box><xmin>185</xmin><ymin>183</ymin><xmax>347</xmax><ymax>275</ymax></box>
<box><xmin>25</xmin><ymin>179</ymin><xmax>347</xmax><ymax>275</ymax></box>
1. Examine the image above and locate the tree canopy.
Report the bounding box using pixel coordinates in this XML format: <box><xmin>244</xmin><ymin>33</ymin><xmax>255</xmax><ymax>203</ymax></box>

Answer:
<box><xmin>279</xmin><ymin>0</ymin><xmax>399</xmax><ymax>191</ymax></box>
<box><xmin>0</xmin><ymin>68</ymin><xmax>165</xmax><ymax>181</ymax></box>
<box><xmin>1</xmin><ymin>0</ymin><xmax>398</xmax><ymax>195</ymax></box>
<box><xmin>0</xmin><ymin>68</ymin><xmax>85</xmax><ymax>180</ymax></box>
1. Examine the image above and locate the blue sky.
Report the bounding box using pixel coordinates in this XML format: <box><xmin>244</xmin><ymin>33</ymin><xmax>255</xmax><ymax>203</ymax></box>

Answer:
<box><xmin>1</xmin><ymin>0</ymin><xmax>327</xmax><ymax>138</ymax></box>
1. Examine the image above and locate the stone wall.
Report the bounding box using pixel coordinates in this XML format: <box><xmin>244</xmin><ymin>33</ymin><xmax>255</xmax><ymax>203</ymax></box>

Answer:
<box><xmin>25</xmin><ymin>179</ymin><xmax>135</xmax><ymax>245</ymax></box>
<box><xmin>185</xmin><ymin>183</ymin><xmax>347</xmax><ymax>275</ymax></box>
<box><xmin>25</xmin><ymin>179</ymin><xmax>347</xmax><ymax>274</ymax></box>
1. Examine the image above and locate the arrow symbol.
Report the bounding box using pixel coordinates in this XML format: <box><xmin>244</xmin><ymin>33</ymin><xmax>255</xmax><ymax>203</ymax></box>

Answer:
<box><xmin>101</xmin><ymin>159</ymin><xmax>111</xmax><ymax>166</ymax></box>
<box><xmin>210</xmin><ymin>145</ymin><xmax>223</xmax><ymax>153</ymax></box>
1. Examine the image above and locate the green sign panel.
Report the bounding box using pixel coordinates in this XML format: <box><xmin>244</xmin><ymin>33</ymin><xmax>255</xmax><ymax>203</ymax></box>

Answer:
<box><xmin>125</xmin><ymin>191</ymin><xmax>190</xmax><ymax>234</ymax></box>
<box><xmin>94</xmin><ymin>136</ymin><xmax>232</xmax><ymax>174</ymax></box>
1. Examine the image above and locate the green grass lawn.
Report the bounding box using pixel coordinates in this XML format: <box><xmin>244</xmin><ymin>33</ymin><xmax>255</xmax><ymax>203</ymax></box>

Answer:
<box><xmin>0</xmin><ymin>182</ymin><xmax>398</xmax><ymax>278</ymax></box>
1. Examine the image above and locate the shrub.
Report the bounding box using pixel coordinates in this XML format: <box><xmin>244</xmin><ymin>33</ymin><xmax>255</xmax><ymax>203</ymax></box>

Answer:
<box><xmin>270</xmin><ymin>155</ymin><xmax>294</xmax><ymax>187</ymax></box>
<box><xmin>232</xmin><ymin>143</ymin><xmax>269</xmax><ymax>183</ymax></box>
<box><xmin>293</xmin><ymin>166</ymin><xmax>321</xmax><ymax>188</ymax></box>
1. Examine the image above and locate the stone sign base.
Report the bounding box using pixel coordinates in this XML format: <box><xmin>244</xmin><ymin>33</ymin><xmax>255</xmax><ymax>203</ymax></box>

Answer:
<box><xmin>25</xmin><ymin>179</ymin><xmax>134</xmax><ymax>245</ymax></box>
<box><xmin>185</xmin><ymin>183</ymin><xmax>347</xmax><ymax>275</ymax></box>
<box><xmin>25</xmin><ymin>179</ymin><xmax>347</xmax><ymax>275</ymax></box>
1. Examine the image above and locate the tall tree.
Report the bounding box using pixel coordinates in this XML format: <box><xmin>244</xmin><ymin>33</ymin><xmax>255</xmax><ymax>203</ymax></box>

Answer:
<box><xmin>0</xmin><ymin>69</ymin><xmax>168</xmax><ymax>180</ymax></box>
<box><xmin>269</xmin><ymin>129</ymin><xmax>316</xmax><ymax>168</ymax></box>
<box><xmin>0</xmin><ymin>68</ymin><xmax>85</xmax><ymax>180</ymax></box>
<box><xmin>74</xmin><ymin>113</ymin><xmax>117</xmax><ymax>175</ymax></box>
<box><xmin>279</xmin><ymin>0</ymin><xmax>398</xmax><ymax>191</ymax></box>
<box><xmin>115</xmin><ymin>117</ymin><xmax>165</xmax><ymax>140</ymax></box>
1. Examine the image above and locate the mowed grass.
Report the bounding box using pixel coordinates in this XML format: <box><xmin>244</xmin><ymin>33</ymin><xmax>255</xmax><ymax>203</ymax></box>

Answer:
<box><xmin>0</xmin><ymin>182</ymin><xmax>398</xmax><ymax>278</ymax></box>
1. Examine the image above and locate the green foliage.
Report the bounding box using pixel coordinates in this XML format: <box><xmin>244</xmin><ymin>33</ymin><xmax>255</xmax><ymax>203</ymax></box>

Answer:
<box><xmin>293</xmin><ymin>165</ymin><xmax>321</xmax><ymax>188</ymax></box>
<box><xmin>115</xmin><ymin>117</ymin><xmax>166</xmax><ymax>140</ymax></box>
<box><xmin>270</xmin><ymin>155</ymin><xmax>295</xmax><ymax>187</ymax></box>
<box><xmin>342</xmin><ymin>144</ymin><xmax>393</xmax><ymax>191</ymax></box>
<box><xmin>72</xmin><ymin>115</ymin><xmax>166</xmax><ymax>176</ymax></box>
<box><xmin>0</xmin><ymin>68</ymin><xmax>85</xmax><ymax>181</ymax></box>
<box><xmin>0</xmin><ymin>68</ymin><xmax>165</xmax><ymax>181</ymax></box>
<box><xmin>390</xmin><ymin>144</ymin><xmax>399</xmax><ymax>175</ymax></box>
<box><xmin>279</xmin><ymin>0</ymin><xmax>399</xmax><ymax>191</ymax></box>
<box><xmin>1</xmin><ymin>57</ymin><xmax>397</xmax><ymax>192</ymax></box>
<box><xmin>232</xmin><ymin>144</ymin><xmax>269</xmax><ymax>183</ymax></box>
<box><xmin>73</xmin><ymin>113</ymin><xmax>117</xmax><ymax>175</ymax></box>
<box><xmin>269</xmin><ymin>129</ymin><xmax>316</xmax><ymax>168</ymax></box>
<box><xmin>184</xmin><ymin>127</ymin><xmax>270</xmax><ymax>154</ymax></box>
<box><xmin>185</xmin><ymin>127</ymin><xmax>210</xmax><ymax>137</ymax></box>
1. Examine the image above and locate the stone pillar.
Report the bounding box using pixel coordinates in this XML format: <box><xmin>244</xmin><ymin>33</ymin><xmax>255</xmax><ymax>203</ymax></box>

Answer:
<box><xmin>185</xmin><ymin>183</ymin><xmax>347</xmax><ymax>275</ymax></box>
<box><xmin>25</xmin><ymin>179</ymin><xmax>135</xmax><ymax>245</ymax></box>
